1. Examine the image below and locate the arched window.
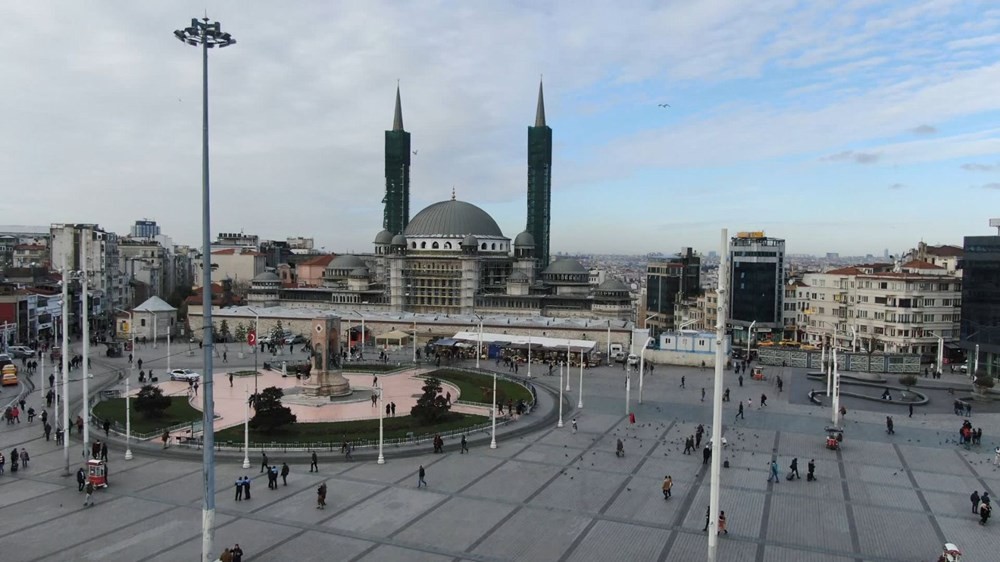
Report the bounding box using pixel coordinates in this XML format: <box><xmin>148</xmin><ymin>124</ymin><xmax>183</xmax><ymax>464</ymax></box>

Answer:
<box><xmin>432</xmin><ymin>242</ymin><xmax>439</xmax><ymax>249</ymax></box>
<box><xmin>491</xmin><ymin>243</ymin><xmax>497</xmax><ymax>250</ymax></box>
<box><xmin>411</xmin><ymin>242</ymin><xmax>417</xmax><ymax>249</ymax></box>
<box><xmin>481</xmin><ymin>243</ymin><xmax>487</xmax><ymax>250</ymax></box>
<box><xmin>444</xmin><ymin>242</ymin><xmax>452</xmax><ymax>249</ymax></box>
<box><xmin>421</xmin><ymin>241</ymin><xmax>427</xmax><ymax>249</ymax></box>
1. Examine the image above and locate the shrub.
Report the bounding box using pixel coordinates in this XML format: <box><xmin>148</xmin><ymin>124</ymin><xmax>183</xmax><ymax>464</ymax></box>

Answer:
<box><xmin>974</xmin><ymin>375</ymin><xmax>995</xmax><ymax>389</ymax></box>
<box><xmin>250</xmin><ymin>386</ymin><xmax>297</xmax><ymax>432</ymax></box>
<box><xmin>134</xmin><ymin>385</ymin><xmax>171</xmax><ymax>419</ymax></box>
<box><xmin>410</xmin><ymin>377</ymin><xmax>451</xmax><ymax>423</ymax></box>
<box><xmin>898</xmin><ymin>375</ymin><xmax>918</xmax><ymax>388</ymax></box>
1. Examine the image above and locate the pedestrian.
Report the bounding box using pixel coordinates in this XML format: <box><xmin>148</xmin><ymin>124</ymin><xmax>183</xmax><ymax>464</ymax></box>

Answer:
<box><xmin>980</xmin><ymin>502</ymin><xmax>992</xmax><ymax>525</ymax></box>
<box><xmin>77</xmin><ymin>467</ymin><xmax>86</xmax><ymax>491</ymax></box>
<box><xmin>220</xmin><ymin>548</ymin><xmax>233</xmax><ymax>562</ymax></box>
<box><xmin>886</xmin><ymin>416</ymin><xmax>895</xmax><ymax>435</ymax></box>
<box><xmin>0</xmin><ymin>453</ymin><xmax>4</xmax><ymax>476</ymax></box>
<box><xmin>345</xmin><ymin>441</ymin><xmax>353</xmax><ymax>461</ymax></box>
<box><xmin>100</xmin><ymin>441</ymin><xmax>108</xmax><ymax>461</ymax></box>
<box><xmin>242</xmin><ymin>476</ymin><xmax>251</xmax><ymax>500</ymax></box>
<box><xmin>390</xmin><ymin>402</ymin><xmax>396</xmax><ymax>416</ymax></box>
<box><xmin>137</xmin><ymin>358</ymin><xmax>142</xmax><ymax>371</ymax></box>
<box><xmin>235</xmin><ymin>477</ymin><xmax>244</xmax><ymax>501</ymax></box>
<box><xmin>103</xmin><ymin>419</ymin><xmax>110</xmax><ymax>437</ymax></box>
<box><xmin>231</xmin><ymin>544</ymin><xmax>243</xmax><ymax>562</ymax></box>
<box><xmin>461</xmin><ymin>434</ymin><xmax>469</xmax><ymax>453</ymax></box>
<box><xmin>281</xmin><ymin>462</ymin><xmax>289</xmax><ymax>486</ymax></box>
<box><xmin>680</xmin><ymin>376</ymin><xmax>686</xmax><ymax>388</ymax></box>
<box><xmin>807</xmin><ymin>459</ymin><xmax>816</xmax><ymax>481</ymax></box>
<box><xmin>128</xmin><ymin>353</ymin><xmax>133</xmax><ymax>365</ymax></box>
<box><xmin>223</xmin><ymin>350</ymin><xmax>228</xmax><ymax>363</ymax></box>
<box><xmin>19</xmin><ymin>449</ymin><xmax>28</xmax><ymax>468</ymax></box>
<box><xmin>662</xmin><ymin>475</ymin><xmax>673</xmax><ymax>499</ymax></box>
<box><xmin>738</xmin><ymin>374</ymin><xmax>743</xmax><ymax>387</ymax></box>
<box><xmin>909</xmin><ymin>403</ymin><xmax>913</xmax><ymax>418</ymax></box>
<box><xmin>572</xmin><ymin>418</ymin><xmax>578</xmax><ymax>433</ymax></box>
<box><xmin>982</xmin><ymin>491</ymin><xmax>991</xmax><ymax>508</ymax></box>
<box><xmin>840</xmin><ymin>406</ymin><xmax>846</xmax><ymax>418</ymax></box>
<box><xmin>371</xmin><ymin>394</ymin><xmax>377</xmax><ymax>407</ymax></box>
<box><xmin>193</xmin><ymin>381</ymin><xmax>199</xmax><ymax>396</ymax></box>
<box><xmin>446</xmin><ymin>391</ymin><xmax>451</xmax><ymax>405</ymax></box>
<box><xmin>44</xmin><ymin>423</ymin><xmax>51</xmax><ymax>441</ymax></box>
<box><xmin>386</xmin><ymin>403</ymin><xmax>391</xmax><ymax>417</ymax></box>
<box><xmin>84</xmin><ymin>481</ymin><xmax>95</xmax><ymax>506</ymax></box>
<box><xmin>789</xmin><ymin>458</ymin><xmax>800</xmax><ymax>479</ymax></box>
<box><xmin>747</xmin><ymin>398</ymin><xmax>752</xmax><ymax>410</ymax></box>
<box><xmin>696</xmin><ymin>424</ymin><xmax>704</xmax><ymax>448</ymax></box>
<box><xmin>229</xmin><ymin>373</ymin><xmax>234</xmax><ymax>387</ymax></box>
<box><xmin>702</xmin><ymin>445</ymin><xmax>711</xmax><ymax>465</ymax></box>
<box><xmin>316</xmin><ymin>482</ymin><xmax>327</xmax><ymax>509</ymax></box>
<box><xmin>994</xmin><ymin>447</ymin><xmax>1000</xmax><ymax>467</ymax></box>
<box><xmin>971</xmin><ymin>490</ymin><xmax>981</xmax><ymax>514</ymax></box>
<box><xmin>768</xmin><ymin>460</ymin><xmax>780</xmax><ymax>483</ymax></box>
<box><xmin>683</xmin><ymin>436</ymin><xmax>693</xmax><ymax>455</ymax></box>
<box><xmin>702</xmin><ymin>505</ymin><xmax>710</xmax><ymax>532</ymax></box>
<box><xmin>718</xmin><ymin>511</ymin><xmax>728</xmax><ymax>535</ymax></box>
<box><xmin>760</xmin><ymin>394</ymin><xmax>767</xmax><ymax>407</ymax></box>
<box><xmin>162</xmin><ymin>430</ymin><xmax>169</xmax><ymax>449</ymax></box>
<box><xmin>260</xmin><ymin>451</ymin><xmax>269</xmax><ymax>473</ymax></box>
<box><xmin>736</xmin><ymin>402</ymin><xmax>744</xmax><ymax>420</ymax></box>
<box><xmin>310</xmin><ymin>451</ymin><xmax>318</xmax><ymax>472</ymax></box>
<box><xmin>701</xmin><ymin>388</ymin><xmax>706</xmax><ymax>402</ymax></box>
<box><xmin>616</xmin><ymin>438</ymin><xmax>625</xmax><ymax>458</ymax></box>
<box><xmin>271</xmin><ymin>465</ymin><xmax>280</xmax><ymax>489</ymax></box>
<box><xmin>417</xmin><ymin>465</ymin><xmax>427</xmax><ymax>488</ymax></box>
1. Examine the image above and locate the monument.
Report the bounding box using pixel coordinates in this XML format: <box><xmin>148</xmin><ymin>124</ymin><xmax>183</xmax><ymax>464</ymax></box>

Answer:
<box><xmin>303</xmin><ymin>315</ymin><xmax>352</xmax><ymax>397</ymax></box>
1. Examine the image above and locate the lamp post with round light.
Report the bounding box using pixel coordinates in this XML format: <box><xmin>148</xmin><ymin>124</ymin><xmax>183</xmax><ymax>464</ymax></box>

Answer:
<box><xmin>174</xmin><ymin>16</ymin><xmax>235</xmax><ymax>562</ymax></box>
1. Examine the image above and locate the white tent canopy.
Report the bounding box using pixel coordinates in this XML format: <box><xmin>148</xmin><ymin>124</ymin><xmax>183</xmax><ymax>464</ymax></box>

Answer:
<box><xmin>450</xmin><ymin>331</ymin><xmax>597</xmax><ymax>352</ymax></box>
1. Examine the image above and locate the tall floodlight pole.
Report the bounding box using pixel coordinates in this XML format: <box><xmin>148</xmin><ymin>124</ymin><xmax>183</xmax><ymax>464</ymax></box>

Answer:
<box><xmin>565</xmin><ymin>344</ymin><xmax>571</xmax><ymax>392</ymax></box>
<box><xmin>527</xmin><ymin>334</ymin><xmax>531</xmax><ymax>378</ymax></box>
<box><xmin>377</xmin><ymin>382</ymin><xmax>385</xmax><ymax>464</ymax></box>
<box><xmin>81</xmin><ymin>233</ymin><xmax>91</xmax><ymax>460</ymax></box>
<box><xmin>60</xmin><ymin>257</ymin><xmax>71</xmax><ymax>476</ymax></box>
<box><xmin>707</xmin><ymin>229</ymin><xmax>730</xmax><ymax>562</ymax></box>
<box><xmin>247</xmin><ymin>307</ymin><xmax>259</xmax><ymax>396</ymax></box>
<box><xmin>577</xmin><ymin>351</ymin><xmax>584</xmax><ymax>409</ymax></box>
<box><xmin>607</xmin><ymin>321</ymin><xmax>612</xmax><ymax>366</ymax></box>
<box><xmin>831</xmin><ymin>348</ymin><xmax>841</xmax><ymax>426</ymax></box>
<box><xmin>625</xmin><ymin>365</ymin><xmax>631</xmax><ymax>416</ymax></box>
<box><xmin>746</xmin><ymin>320</ymin><xmax>755</xmax><ymax>361</ymax></box>
<box><xmin>412</xmin><ymin>321</ymin><xmax>417</xmax><ymax>363</ymax></box>
<box><xmin>490</xmin><ymin>369</ymin><xmax>498</xmax><ymax>449</ymax></box>
<box><xmin>175</xmin><ymin>17</ymin><xmax>235</xmax><ymax>562</ymax></box>
<box><xmin>123</xmin><ymin>309</ymin><xmax>134</xmax><ymax>460</ymax></box>
<box><xmin>638</xmin><ymin>336</ymin><xmax>653</xmax><ymax>404</ymax></box>
<box><xmin>242</xmin><ymin>385</ymin><xmax>250</xmax><ymax>469</ymax></box>
<box><xmin>475</xmin><ymin>315</ymin><xmax>483</xmax><ymax>369</ymax></box>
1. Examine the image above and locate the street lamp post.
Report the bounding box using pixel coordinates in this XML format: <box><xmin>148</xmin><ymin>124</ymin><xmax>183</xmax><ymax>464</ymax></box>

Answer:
<box><xmin>490</xmin><ymin>367</ymin><xmax>498</xmax><ymax>448</ymax></box>
<box><xmin>247</xmin><ymin>307</ymin><xmax>259</xmax><ymax>396</ymax></box>
<box><xmin>831</xmin><ymin>348</ymin><xmax>841</xmax><ymax>426</ymax></box>
<box><xmin>81</xmin><ymin>233</ymin><xmax>91</xmax><ymax>462</ymax></box>
<box><xmin>475</xmin><ymin>314</ymin><xmax>483</xmax><ymax>369</ymax></box>
<box><xmin>117</xmin><ymin>307</ymin><xmax>135</xmax><ymax>461</ymax></box>
<box><xmin>174</xmin><ymin>17</ymin><xmax>235</xmax><ymax>562</ymax></box>
<box><xmin>564</xmin><ymin>345</ymin><xmax>571</xmax><ymax>392</ymax></box>
<box><xmin>577</xmin><ymin>350</ymin><xmax>584</xmax><ymax>409</ymax></box>
<box><xmin>60</xmin><ymin>256</ymin><xmax>70</xmax><ymax>476</ymax></box>
<box><xmin>412</xmin><ymin>321</ymin><xmax>417</xmax><ymax>364</ymax></box>
<box><xmin>242</xmin><ymin>385</ymin><xmax>250</xmax><ymax>469</ymax></box>
<box><xmin>625</xmin><ymin>364</ymin><xmax>631</xmax><ymax>416</ymax></box>
<box><xmin>377</xmin><ymin>382</ymin><xmax>385</xmax><ymax>464</ymax></box>
<box><xmin>526</xmin><ymin>334</ymin><xmax>531</xmax><ymax>378</ymax></box>
<box><xmin>638</xmin><ymin>336</ymin><xmax>654</xmax><ymax>404</ymax></box>
<box><xmin>746</xmin><ymin>320</ymin><xmax>756</xmax><ymax>362</ymax></box>
<box><xmin>707</xmin><ymin>229</ymin><xmax>730</xmax><ymax>562</ymax></box>
<box><xmin>557</xmin><ymin>361</ymin><xmax>564</xmax><ymax>428</ymax></box>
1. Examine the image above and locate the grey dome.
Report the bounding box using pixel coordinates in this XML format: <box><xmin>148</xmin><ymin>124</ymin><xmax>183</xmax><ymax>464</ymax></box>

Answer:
<box><xmin>543</xmin><ymin>258</ymin><xmax>587</xmax><ymax>275</ymax></box>
<box><xmin>390</xmin><ymin>234</ymin><xmax>407</xmax><ymax>246</ymax></box>
<box><xmin>404</xmin><ymin>200</ymin><xmax>503</xmax><ymax>237</ymax></box>
<box><xmin>597</xmin><ymin>278</ymin><xmax>630</xmax><ymax>293</ymax></box>
<box><xmin>509</xmin><ymin>271</ymin><xmax>529</xmax><ymax>282</ymax></box>
<box><xmin>461</xmin><ymin>234</ymin><xmax>478</xmax><ymax>247</ymax></box>
<box><xmin>514</xmin><ymin>231</ymin><xmax>535</xmax><ymax>247</ymax></box>
<box><xmin>373</xmin><ymin>230</ymin><xmax>394</xmax><ymax>244</ymax></box>
<box><xmin>252</xmin><ymin>271</ymin><xmax>280</xmax><ymax>282</ymax></box>
<box><xmin>328</xmin><ymin>255</ymin><xmax>366</xmax><ymax>269</ymax></box>
<box><xmin>349</xmin><ymin>267</ymin><xmax>369</xmax><ymax>278</ymax></box>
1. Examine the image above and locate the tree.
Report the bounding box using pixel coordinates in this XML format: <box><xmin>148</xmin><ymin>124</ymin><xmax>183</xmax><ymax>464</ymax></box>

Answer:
<box><xmin>898</xmin><ymin>375</ymin><xmax>918</xmax><ymax>388</ymax></box>
<box><xmin>233</xmin><ymin>322</ymin><xmax>247</xmax><ymax>345</ymax></box>
<box><xmin>134</xmin><ymin>384</ymin><xmax>171</xmax><ymax>419</ymax></box>
<box><xmin>270</xmin><ymin>320</ymin><xmax>285</xmax><ymax>344</ymax></box>
<box><xmin>219</xmin><ymin>319</ymin><xmax>232</xmax><ymax>342</ymax></box>
<box><xmin>250</xmin><ymin>386</ymin><xmax>297</xmax><ymax>432</ymax></box>
<box><xmin>410</xmin><ymin>377</ymin><xmax>451</xmax><ymax>423</ymax></box>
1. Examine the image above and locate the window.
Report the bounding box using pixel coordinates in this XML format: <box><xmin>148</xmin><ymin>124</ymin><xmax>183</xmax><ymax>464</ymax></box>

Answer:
<box><xmin>432</xmin><ymin>242</ymin><xmax>439</xmax><ymax>249</ymax></box>
<box><xmin>420</xmin><ymin>241</ymin><xmax>427</xmax><ymax>249</ymax></box>
<box><xmin>140</xmin><ymin>318</ymin><xmax>146</xmax><ymax>327</ymax></box>
<box><xmin>443</xmin><ymin>242</ymin><xmax>452</xmax><ymax>249</ymax></box>
<box><xmin>411</xmin><ymin>242</ymin><xmax>416</xmax><ymax>249</ymax></box>
<box><xmin>491</xmin><ymin>243</ymin><xmax>497</xmax><ymax>250</ymax></box>
<box><xmin>481</xmin><ymin>243</ymin><xmax>487</xmax><ymax>250</ymax></box>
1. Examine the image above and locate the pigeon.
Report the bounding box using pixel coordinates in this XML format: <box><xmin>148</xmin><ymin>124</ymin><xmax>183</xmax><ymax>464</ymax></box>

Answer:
<box><xmin>657</xmin><ymin>103</ymin><xmax>671</xmax><ymax>108</ymax></box>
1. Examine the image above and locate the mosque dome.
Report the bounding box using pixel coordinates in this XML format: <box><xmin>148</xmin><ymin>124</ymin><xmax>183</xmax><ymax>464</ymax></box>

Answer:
<box><xmin>404</xmin><ymin>199</ymin><xmax>504</xmax><ymax>238</ymax></box>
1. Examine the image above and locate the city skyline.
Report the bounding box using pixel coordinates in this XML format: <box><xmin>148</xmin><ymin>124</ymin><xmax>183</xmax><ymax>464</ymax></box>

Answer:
<box><xmin>4</xmin><ymin>2</ymin><xmax>1000</xmax><ymax>255</ymax></box>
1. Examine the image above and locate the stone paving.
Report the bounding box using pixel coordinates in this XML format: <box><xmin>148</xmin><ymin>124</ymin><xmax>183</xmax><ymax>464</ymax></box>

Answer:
<box><xmin>2</xmin><ymin>345</ymin><xmax>1000</xmax><ymax>561</ymax></box>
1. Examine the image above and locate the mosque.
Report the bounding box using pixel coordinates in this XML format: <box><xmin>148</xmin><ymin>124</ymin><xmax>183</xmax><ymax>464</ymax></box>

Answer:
<box><xmin>250</xmin><ymin>83</ymin><xmax>632</xmax><ymax>321</ymax></box>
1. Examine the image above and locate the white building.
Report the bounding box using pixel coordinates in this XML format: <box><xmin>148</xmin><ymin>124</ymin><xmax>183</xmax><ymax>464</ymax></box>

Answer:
<box><xmin>117</xmin><ymin>296</ymin><xmax>177</xmax><ymax>342</ymax></box>
<box><xmin>49</xmin><ymin>223</ymin><xmax>126</xmax><ymax>331</ymax></box>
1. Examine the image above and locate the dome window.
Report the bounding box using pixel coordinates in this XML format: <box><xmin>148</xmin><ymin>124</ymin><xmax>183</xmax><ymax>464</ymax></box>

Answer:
<box><xmin>432</xmin><ymin>242</ymin><xmax>439</xmax><ymax>249</ymax></box>
<box><xmin>421</xmin><ymin>241</ymin><xmax>427</xmax><ymax>249</ymax></box>
<box><xmin>444</xmin><ymin>242</ymin><xmax>452</xmax><ymax>249</ymax></box>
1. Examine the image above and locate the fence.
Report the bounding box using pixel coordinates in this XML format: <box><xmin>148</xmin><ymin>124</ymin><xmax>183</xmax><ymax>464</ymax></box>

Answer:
<box><xmin>756</xmin><ymin>347</ymin><xmax>921</xmax><ymax>374</ymax></box>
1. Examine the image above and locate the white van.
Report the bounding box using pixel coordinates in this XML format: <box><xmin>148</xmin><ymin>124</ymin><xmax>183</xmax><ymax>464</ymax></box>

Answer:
<box><xmin>627</xmin><ymin>353</ymin><xmax>639</xmax><ymax>366</ymax></box>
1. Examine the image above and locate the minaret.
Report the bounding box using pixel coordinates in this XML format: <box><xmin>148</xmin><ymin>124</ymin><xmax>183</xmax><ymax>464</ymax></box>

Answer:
<box><xmin>384</xmin><ymin>85</ymin><xmax>411</xmax><ymax>235</ymax></box>
<box><xmin>527</xmin><ymin>80</ymin><xmax>552</xmax><ymax>268</ymax></box>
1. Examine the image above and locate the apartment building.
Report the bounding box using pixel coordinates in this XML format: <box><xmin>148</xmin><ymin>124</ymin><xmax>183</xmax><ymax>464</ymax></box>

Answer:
<box><xmin>49</xmin><ymin>224</ymin><xmax>126</xmax><ymax>332</ymax></box>
<box><xmin>799</xmin><ymin>261</ymin><xmax>961</xmax><ymax>357</ymax></box>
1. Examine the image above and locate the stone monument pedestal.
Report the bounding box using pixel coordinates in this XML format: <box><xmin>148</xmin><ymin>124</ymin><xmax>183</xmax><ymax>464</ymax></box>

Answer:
<box><xmin>303</xmin><ymin>314</ymin><xmax>353</xmax><ymax>398</ymax></box>
<box><xmin>303</xmin><ymin>371</ymin><xmax>352</xmax><ymax>398</ymax></box>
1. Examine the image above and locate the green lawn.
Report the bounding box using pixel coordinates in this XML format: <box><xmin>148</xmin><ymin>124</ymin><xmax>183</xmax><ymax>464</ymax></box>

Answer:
<box><xmin>92</xmin><ymin>397</ymin><xmax>202</xmax><ymax>435</ymax></box>
<box><xmin>213</xmin><ymin>413</ymin><xmax>488</xmax><ymax>445</ymax></box>
<box><xmin>425</xmin><ymin>369</ymin><xmax>533</xmax><ymax>405</ymax></box>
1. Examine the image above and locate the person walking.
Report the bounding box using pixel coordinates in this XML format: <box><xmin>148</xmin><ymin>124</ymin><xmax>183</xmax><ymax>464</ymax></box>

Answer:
<box><xmin>680</xmin><ymin>376</ymin><xmax>685</xmax><ymax>388</ymax></box>
<box><xmin>616</xmin><ymin>438</ymin><xmax>625</xmax><ymax>458</ymax></box>
<box><xmin>280</xmin><ymin>463</ymin><xmax>290</xmax><ymax>486</ymax></box>
<box><xmin>77</xmin><ymin>467</ymin><xmax>86</xmax><ymax>491</ymax></box>
<box><xmin>572</xmin><ymin>418</ymin><xmax>578</xmax><ymax>433</ymax></box>
<box><xmin>44</xmin><ymin>422</ymin><xmax>52</xmax><ymax>441</ymax></box>
<box><xmin>83</xmin><ymin>481</ymin><xmax>95</xmax><ymax>507</ymax></box>
<box><xmin>662</xmin><ymin>475</ymin><xmax>673</xmax><ymax>499</ymax></box>
<box><xmin>768</xmin><ymin>460</ymin><xmax>780</xmax><ymax>483</ymax></box>
<box><xmin>310</xmin><ymin>451</ymin><xmax>318</xmax><ymax>472</ymax></box>
<box><xmin>702</xmin><ymin>444</ymin><xmax>711</xmax><ymax>465</ymax></box>
<box><xmin>103</xmin><ymin>419</ymin><xmax>110</xmax><ymax>437</ymax></box>
<box><xmin>242</xmin><ymin>476</ymin><xmax>251</xmax><ymax>500</ymax></box>
<box><xmin>760</xmin><ymin>393</ymin><xmax>768</xmax><ymax>408</ymax></box>
<box><xmin>701</xmin><ymin>388</ymin><xmax>706</xmax><ymax>402</ymax></box>
<box><xmin>344</xmin><ymin>442</ymin><xmax>353</xmax><ymax>461</ymax></box>
<box><xmin>908</xmin><ymin>403</ymin><xmax>913</xmax><ymax>418</ymax></box>
<box><xmin>231</xmin><ymin>544</ymin><xmax>243</xmax><ymax>562</ymax></box>
<box><xmin>738</xmin><ymin>374</ymin><xmax>743</xmax><ymax>387</ymax></box>
<box><xmin>460</xmin><ymin>434</ymin><xmax>469</xmax><ymax>454</ymax></box>
<box><xmin>980</xmin><ymin>502</ymin><xmax>992</xmax><ymax>525</ymax></box>
<box><xmin>683</xmin><ymin>436</ymin><xmax>692</xmax><ymax>455</ymax></box>
<box><xmin>219</xmin><ymin>548</ymin><xmax>232</xmax><ymax>562</ymax></box>
<box><xmin>137</xmin><ymin>358</ymin><xmax>142</xmax><ymax>371</ymax></box>
<box><xmin>807</xmin><ymin>459</ymin><xmax>816</xmax><ymax>481</ymax></box>
<box><xmin>229</xmin><ymin>373</ymin><xmax>234</xmax><ymax>387</ymax></box>
<box><xmin>390</xmin><ymin>402</ymin><xmax>396</xmax><ymax>416</ymax></box>
<box><xmin>235</xmin><ymin>477</ymin><xmax>244</xmax><ymax>501</ymax></box>
<box><xmin>789</xmin><ymin>458</ymin><xmax>800</xmax><ymax>479</ymax></box>
<box><xmin>260</xmin><ymin>451</ymin><xmax>269</xmax><ymax>473</ymax></box>
<box><xmin>971</xmin><ymin>490</ymin><xmax>981</xmax><ymax>514</ymax></box>
<box><xmin>736</xmin><ymin>401</ymin><xmax>745</xmax><ymax>421</ymax></box>
<box><xmin>223</xmin><ymin>350</ymin><xmax>228</xmax><ymax>363</ymax></box>
<box><xmin>100</xmin><ymin>441</ymin><xmax>108</xmax><ymax>462</ymax></box>
<box><xmin>316</xmin><ymin>482</ymin><xmax>327</xmax><ymax>509</ymax></box>
<box><xmin>886</xmin><ymin>416</ymin><xmax>895</xmax><ymax>435</ymax></box>
<box><xmin>161</xmin><ymin>430</ymin><xmax>170</xmax><ymax>449</ymax></box>
<box><xmin>417</xmin><ymin>465</ymin><xmax>427</xmax><ymax>488</ymax></box>
<box><xmin>718</xmin><ymin>511</ymin><xmax>728</xmax><ymax>535</ymax></box>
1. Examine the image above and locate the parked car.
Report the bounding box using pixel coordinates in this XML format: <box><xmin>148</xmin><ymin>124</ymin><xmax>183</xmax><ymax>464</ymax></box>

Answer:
<box><xmin>613</xmin><ymin>351</ymin><xmax>627</xmax><ymax>363</ymax></box>
<box><xmin>8</xmin><ymin>346</ymin><xmax>35</xmax><ymax>358</ymax></box>
<box><xmin>627</xmin><ymin>353</ymin><xmax>640</xmax><ymax>366</ymax></box>
<box><xmin>284</xmin><ymin>334</ymin><xmax>306</xmax><ymax>345</ymax></box>
<box><xmin>169</xmin><ymin>368</ymin><xmax>201</xmax><ymax>382</ymax></box>
<box><xmin>959</xmin><ymin>363</ymin><xmax>969</xmax><ymax>374</ymax></box>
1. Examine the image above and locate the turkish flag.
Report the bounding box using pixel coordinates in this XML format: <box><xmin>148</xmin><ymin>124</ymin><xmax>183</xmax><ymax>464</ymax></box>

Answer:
<box><xmin>247</xmin><ymin>331</ymin><xmax>256</xmax><ymax>346</ymax></box>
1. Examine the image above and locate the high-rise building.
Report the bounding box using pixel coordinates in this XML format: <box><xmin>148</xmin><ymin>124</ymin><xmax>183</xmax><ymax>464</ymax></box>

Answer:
<box><xmin>961</xmin><ymin>232</ymin><xmax>1000</xmax><ymax>377</ymax></box>
<box><xmin>645</xmin><ymin>248</ymin><xmax>700</xmax><ymax>336</ymax></box>
<box><xmin>130</xmin><ymin>219</ymin><xmax>161</xmax><ymax>239</ymax></box>
<box><xmin>383</xmin><ymin>86</ymin><xmax>411</xmax><ymax>235</ymax></box>
<box><xmin>729</xmin><ymin>231</ymin><xmax>785</xmax><ymax>344</ymax></box>
<box><xmin>527</xmin><ymin>80</ymin><xmax>552</xmax><ymax>268</ymax></box>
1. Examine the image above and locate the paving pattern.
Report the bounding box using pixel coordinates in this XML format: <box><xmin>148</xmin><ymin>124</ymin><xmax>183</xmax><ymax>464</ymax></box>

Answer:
<box><xmin>2</xmin><ymin>348</ymin><xmax>999</xmax><ymax>561</ymax></box>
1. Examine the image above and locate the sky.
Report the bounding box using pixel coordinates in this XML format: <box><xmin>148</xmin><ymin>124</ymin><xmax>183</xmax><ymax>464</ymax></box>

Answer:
<box><xmin>3</xmin><ymin>0</ymin><xmax>1000</xmax><ymax>257</ymax></box>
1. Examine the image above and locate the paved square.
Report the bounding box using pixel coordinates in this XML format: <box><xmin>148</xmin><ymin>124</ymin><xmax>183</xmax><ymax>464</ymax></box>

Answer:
<box><xmin>4</xmin><ymin>361</ymin><xmax>1000</xmax><ymax>561</ymax></box>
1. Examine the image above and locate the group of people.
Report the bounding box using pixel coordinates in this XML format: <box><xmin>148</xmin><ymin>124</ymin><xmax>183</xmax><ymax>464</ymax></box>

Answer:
<box><xmin>217</xmin><ymin>544</ymin><xmax>244</xmax><ymax>562</ymax></box>
<box><xmin>0</xmin><ymin>447</ymin><xmax>30</xmax><ymax>475</ymax></box>
<box><xmin>958</xmin><ymin>420</ymin><xmax>983</xmax><ymax>446</ymax></box>
<box><xmin>768</xmin><ymin>458</ymin><xmax>816</xmax><ymax>482</ymax></box>
<box><xmin>971</xmin><ymin>490</ymin><xmax>992</xmax><ymax>525</ymax></box>
<box><xmin>953</xmin><ymin>400</ymin><xmax>973</xmax><ymax>416</ymax></box>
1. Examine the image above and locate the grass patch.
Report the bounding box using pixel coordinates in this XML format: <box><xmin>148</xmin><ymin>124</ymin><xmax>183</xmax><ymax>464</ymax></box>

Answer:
<box><xmin>92</xmin><ymin>397</ymin><xmax>202</xmax><ymax>435</ymax></box>
<box><xmin>214</xmin><ymin>413</ymin><xmax>488</xmax><ymax>445</ymax></box>
<box><xmin>342</xmin><ymin>363</ymin><xmax>408</xmax><ymax>373</ymax></box>
<box><xmin>426</xmin><ymin>369</ymin><xmax>533</xmax><ymax>405</ymax></box>
<box><xmin>230</xmin><ymin>370</ymin><xmax>258</xmax><ymax>377</ymax></box>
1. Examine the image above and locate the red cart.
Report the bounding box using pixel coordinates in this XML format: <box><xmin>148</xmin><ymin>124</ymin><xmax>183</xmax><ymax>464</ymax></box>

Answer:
<box><xmin>87</xmin><ymin>459</ymin><xmax>108</xmax><ymax>488</ymax></box>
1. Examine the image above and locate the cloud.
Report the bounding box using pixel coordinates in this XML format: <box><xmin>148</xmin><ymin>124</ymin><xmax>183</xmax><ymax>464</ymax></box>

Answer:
<box><xmin>909</xmin><ymin>124</ymin><xmax>937</xmax><ymax>135</ymax></box>
<box><xmin>962</xmin><ymin>162</ymin><xmax>999</xmax><ymax>171</ymax></box>
<box><xmin>889</xmin><ymin>183</ymin><xmax>906</xmax><ymax>190</ymax></box>
<box><xmin>823</xmin><ymin>150</ymin><xmax>882</xmax><ymax>164</ymax></box>
<box><xmin>983</xmin><ymin>183</ymin><xmax>1000</xmax><ymax>190</ymax></box>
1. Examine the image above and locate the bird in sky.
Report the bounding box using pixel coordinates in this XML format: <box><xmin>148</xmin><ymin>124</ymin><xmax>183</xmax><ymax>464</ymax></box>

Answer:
<box><xmin>412</xmin><ymin>150</ymin><xmax>419</xmax><ymax>155</ymax></box>
<box><xmin>658</xmin><ymin>103</ymin><xmax>671</xmax><ymax>108</ymax></box>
